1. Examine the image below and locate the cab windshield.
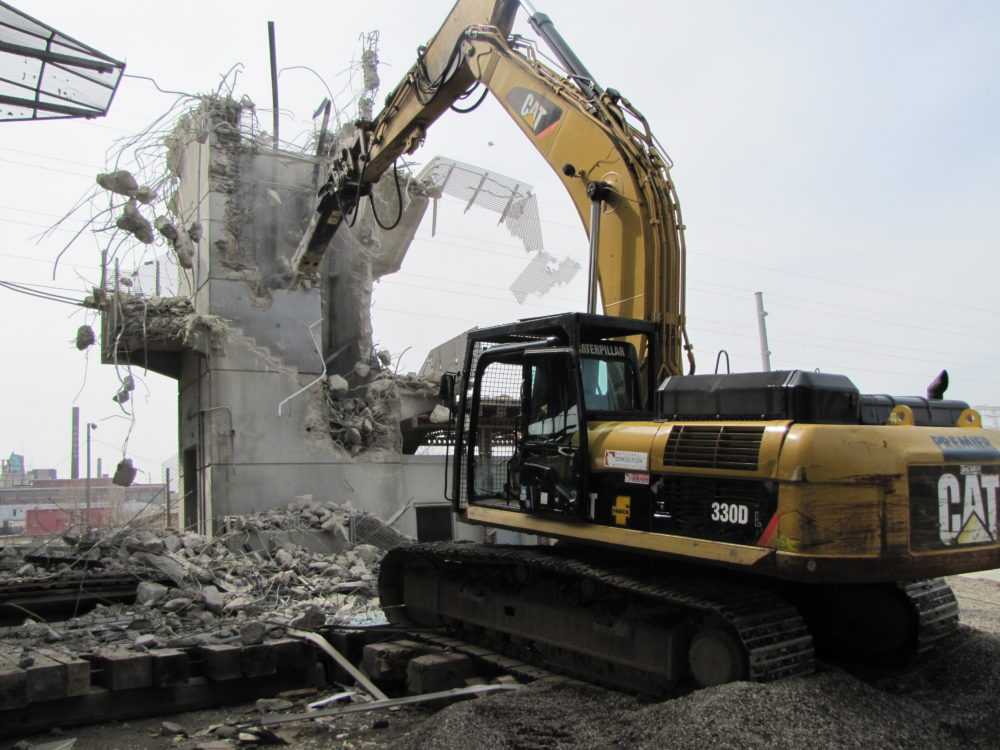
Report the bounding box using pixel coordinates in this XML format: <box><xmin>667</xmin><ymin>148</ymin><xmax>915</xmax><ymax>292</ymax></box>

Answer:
<box><xmin>580</xmin><ymin>356</ymin><xmax>639</xmax><ymax>413</ymax></box>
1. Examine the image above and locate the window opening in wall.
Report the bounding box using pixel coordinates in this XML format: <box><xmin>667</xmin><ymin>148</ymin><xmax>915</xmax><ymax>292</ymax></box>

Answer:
<box><xmin>415</xmin><ymin>504</ymin><xmax>453</xmax><ymax>542</ymax></box>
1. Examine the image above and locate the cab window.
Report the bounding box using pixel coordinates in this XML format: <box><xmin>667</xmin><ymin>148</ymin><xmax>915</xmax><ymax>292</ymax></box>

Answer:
<box><xmin>525</xmin><ymin>356</ymin><xmax>578</xmax><ymax>440</ymax></box>
<box><xmin>580</xmin><ymin>356</ymin><xmax>638</xmax><ymax>412</ymax></box>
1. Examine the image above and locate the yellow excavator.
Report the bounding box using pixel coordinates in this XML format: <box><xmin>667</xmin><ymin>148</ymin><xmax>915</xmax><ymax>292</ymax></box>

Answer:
<box><xmin>296</xmin><ymin>0</ymin><xmax>1000</xmax><ymax>691</ymax></box>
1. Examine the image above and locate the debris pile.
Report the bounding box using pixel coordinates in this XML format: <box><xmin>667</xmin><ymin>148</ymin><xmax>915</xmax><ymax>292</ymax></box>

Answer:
<box><xmin>323</xmin><ymin>361</ymin><xmax>441</xmax><ymax>454</ymax></box>
<box><xmin>83</xmin><ymin>293</ymin><xmax>230</xmax><ymax>353</ymax></box>
<box><xmin>0</xmin><ymin>501</ymin><xmax>410</xmax><ymax>655</ymax></box>
<box><xmin>325</xmin><ymin>373</ymin><xmax>401</xmax><ymax>454</ymax></box>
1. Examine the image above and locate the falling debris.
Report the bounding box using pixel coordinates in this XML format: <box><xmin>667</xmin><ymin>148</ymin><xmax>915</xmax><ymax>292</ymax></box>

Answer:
<box><xmin>74</xmin><ymin>324</ymin><xmax>95</xmax><ymax>350</ymax></box>
<box><xmin>154</xmin><ymin>215</ymin><xmax>195</xmax><ymax>269</ymax></box>
<box><xmin>112</xmin><ymin>458</ymin><xmax>137</xmax><ymax>487</ymax></box>
<box><xmin>96</xmin><ymin>169</ymin><xmax>156</xmax><ymax>205</ymax></box>
<box><xmin>509</xmin><ymin>251</ymin><xmax>582</xmax><ymax>303</ymax></box>
<box><xmin>115</xmin><ymin>199</ymin><xmax>154</xmax><ymax>244</ymax></box>
<box><xmin>96</xmin><ymin>170</ymin><xmax>139</xmax><ymax>198</ymax></box>
<box><xmin>417</xmin><ymin>156</ymin><xmax>544</xmax><ymax>254</ymax></box>
<box><xmin>154</xmin><ymin>215</ymin><xmax>178</xmax><ymax>242</ymax></box>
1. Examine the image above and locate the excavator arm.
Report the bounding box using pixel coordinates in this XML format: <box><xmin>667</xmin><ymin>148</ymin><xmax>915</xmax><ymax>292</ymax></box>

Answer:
<box><xmin>292</xmin><ymin>0</ymin><xmax>693</xmax><ymax>376</ymax></box>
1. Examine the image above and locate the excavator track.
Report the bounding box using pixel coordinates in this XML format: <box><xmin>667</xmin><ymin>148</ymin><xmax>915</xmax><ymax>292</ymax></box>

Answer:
<box><xmin>379</xmin><ymin>542</ymin><xmax>815</xmax><ymax>692</ymax></box>
<box><xmin>902</xmin><ymin>578</ymin><xmax>959</xmax><ymax>654</ymax></box>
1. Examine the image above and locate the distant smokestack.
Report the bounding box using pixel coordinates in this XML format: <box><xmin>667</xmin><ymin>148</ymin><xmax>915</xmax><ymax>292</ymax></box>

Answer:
<box><xmin>96</xmin><ymin>457</ymin><xmax>102</xmax><ymax>479</ymax></box>
<box><xmin>71</xmin><ymin>407</ymin><xmax>80</xmax><ymax>479</ymax></box>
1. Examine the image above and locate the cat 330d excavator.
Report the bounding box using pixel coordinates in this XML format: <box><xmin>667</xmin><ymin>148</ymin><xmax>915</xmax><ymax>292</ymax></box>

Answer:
<box><xmin>294</xmin><ymin>0</ymin><xmax>1000</xmax><ymax>691</ymax></box>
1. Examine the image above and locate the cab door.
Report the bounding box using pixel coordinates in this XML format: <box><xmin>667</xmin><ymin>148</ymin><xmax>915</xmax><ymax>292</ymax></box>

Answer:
<box><xmin>515</xmin><ymin>349</ymin><xmax>589</xmax><ymax>517</ymax></box>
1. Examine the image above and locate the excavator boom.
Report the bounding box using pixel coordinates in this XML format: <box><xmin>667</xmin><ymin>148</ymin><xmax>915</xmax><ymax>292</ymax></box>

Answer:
<box><xmin>293</xmin><ymin>0</ymin><xmax>691</xmax><ymax>376</ymax></box>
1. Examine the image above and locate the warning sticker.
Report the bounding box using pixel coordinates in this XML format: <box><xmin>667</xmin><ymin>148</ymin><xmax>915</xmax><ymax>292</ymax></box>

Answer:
<box><xmin>605</xmin><ymin>450</ymin><xmax>648</xmax><ymax>471</ymax></box>
<box><xmin>625</xmin><ymin>472</ymin><xmax>650</xmax><ymax>485</ymax></box>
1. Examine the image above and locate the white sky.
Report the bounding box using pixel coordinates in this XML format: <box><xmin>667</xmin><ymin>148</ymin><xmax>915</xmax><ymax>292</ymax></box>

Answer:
<box><xmin>1</xmin><ymin>0</ymin><xmax>998</xmax><ymax>477</ymax></box>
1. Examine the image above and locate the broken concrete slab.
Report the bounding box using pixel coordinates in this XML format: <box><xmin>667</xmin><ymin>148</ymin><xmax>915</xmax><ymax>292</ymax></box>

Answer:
<box><xmin>406</xmin><ymin>652</ymin><xmax>478</xmax><ymax>695</ymax></box>
<box><xmin>363</xmin><ymin>640</ymin><xmax>430</xmax><ymax>683</ymax></box>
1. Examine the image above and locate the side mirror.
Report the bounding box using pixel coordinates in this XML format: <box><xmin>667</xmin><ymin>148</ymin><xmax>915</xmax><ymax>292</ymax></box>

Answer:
<box><xmin>439</xmin><ymin>372</ymin><xmax>457</xmax><ymax>404</ymax></box>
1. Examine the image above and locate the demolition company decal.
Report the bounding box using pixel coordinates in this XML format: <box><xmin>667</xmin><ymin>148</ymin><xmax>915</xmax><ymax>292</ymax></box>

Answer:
<box><xmin>580</xmin><ymin>343</ymin><xmax>627</xmax><ymax>358</ymax></box>
<box><xmin>910</xmin><ymin>463</ymin><xmax>1000</xmax><ymax>549</ymax></box>
<box><xmin>930</xmin><ymin>434</ymin><xmax>1000</xmax><ymax>461</ymax></box>
<box><xmin>605</xmin><ymin>450</ymin><xmax>648</xmax><ymax>471</ymax></box>
<box><xmin>506</xmin><ymin>87</ymin><xmax>563</xmax><ymax>137</ymax></box>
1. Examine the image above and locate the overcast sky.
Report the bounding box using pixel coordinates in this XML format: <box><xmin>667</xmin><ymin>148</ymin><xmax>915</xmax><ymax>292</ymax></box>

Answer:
<box><xmin>1</xmin><ymin>0</ymin><xmax>998</xmax><ymax>479</ymax></box>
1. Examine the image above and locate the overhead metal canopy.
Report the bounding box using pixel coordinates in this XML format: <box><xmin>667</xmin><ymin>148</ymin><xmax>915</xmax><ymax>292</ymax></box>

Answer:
<box><xmin>0</xmin><ymin>1</ymin><xmax>124</xmax><ymax>122</ymax></box>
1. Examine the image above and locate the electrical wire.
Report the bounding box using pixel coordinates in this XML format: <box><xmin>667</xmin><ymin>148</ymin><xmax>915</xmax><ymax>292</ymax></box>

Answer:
<box><xmin>0</xmin><ymin>279</ymin><xmax>82</xmax><ymax>306</ymax></box>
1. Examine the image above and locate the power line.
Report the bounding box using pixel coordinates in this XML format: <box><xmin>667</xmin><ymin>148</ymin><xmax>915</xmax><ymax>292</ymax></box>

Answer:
<box><xmin>0</xmin><ymin>250</ymin><xmax>99</xmax><ymax>271</ymax></box>
<box><xmin>0</xmin><ymin>146</ymin><xmax>104</xmax><ymax>171</ymax></box>
<box><xmin>0</xmin><ymin>278</ymin><xmax>86</xmax><ymax>293</ymax></box>
<box><xmin>0</xmin><ymin>216</ymin><xmax>101</xmax><ymax>235</ymax></box>
<box><xmin>0</xmin><ymin>156</ymin><xmax>93</xmax><ymax>180</ymax></box>
<box><xmin>0</xmin><ymin>279</ymin><xmax>83</xmax><ymax>306</ymax></box>
<box><xmin>433</xmin><ymin>226</ymin><xmax>1000</xmax><ymax>318</ymax></box>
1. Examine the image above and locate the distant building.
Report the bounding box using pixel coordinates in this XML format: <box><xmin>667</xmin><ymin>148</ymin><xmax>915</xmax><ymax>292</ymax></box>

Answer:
<box><xmin>27</xmin><ymin>469</ymin><xmax>57</xmax><ymax>481</ymax></box>
<box><xmin>0</xmin><ymin>452</ymin><xmax>26</xmax><ymax>487</ymax></box>
<box><xmin>0</xmin><ymin>477</ymin><xmax>168</xmax><ymax>535</ymax></box>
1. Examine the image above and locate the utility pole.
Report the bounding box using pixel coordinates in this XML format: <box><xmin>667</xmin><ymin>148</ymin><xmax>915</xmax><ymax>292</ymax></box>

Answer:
<box><xmin>755</xmin><ymin>292</ymin><xmax>772</xmax><ymax>372</ymax></box>
<box><xmin>165</xmin><ymin>467</ymin><xmax>172</xmax><ymax>528</ymax></box>
<box><xmin>85</xmin><ymin>422</ymin><xmax>97</xmax><ymax>527</ymax></box>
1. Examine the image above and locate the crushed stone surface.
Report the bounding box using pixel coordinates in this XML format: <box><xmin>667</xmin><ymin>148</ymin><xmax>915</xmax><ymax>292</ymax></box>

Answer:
<box><xmin>5</xmin><ymin>543</ymin><xmax>1000</xmax><ymax>750</ymax></box>
<box><xmin>389</xmin><ymin>575</ymin><xmax>1000</xmax><ymax>750</ymax></box>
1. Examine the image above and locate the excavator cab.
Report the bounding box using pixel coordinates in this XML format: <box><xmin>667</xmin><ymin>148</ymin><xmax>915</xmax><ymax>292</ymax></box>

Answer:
<box><xmin>448</xmin><ymin>313</ymin><xmax>656</xmax><ymax>520</ymax></box>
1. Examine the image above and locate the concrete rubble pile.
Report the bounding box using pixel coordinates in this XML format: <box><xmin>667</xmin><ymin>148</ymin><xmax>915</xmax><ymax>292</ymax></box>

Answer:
<box><xmin>82</xmin><ymin>292</ymin><xmax>230</xmax><ymax>353</ymax></box>
<box><xmin>325</xmin><ymin>359</ymin><xmax>440</xmax><ymax>454</ymax></box>
<box><xmin>0</xmin><ymin>500</ymin><xmax>409</xmax><ymax>656</ymax></box>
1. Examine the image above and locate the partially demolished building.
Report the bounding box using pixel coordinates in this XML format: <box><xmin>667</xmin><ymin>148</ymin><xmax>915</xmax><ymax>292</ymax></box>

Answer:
<box><xmin>96</xmin><ymin>97</ymin><xmax>460</xmax><ymax>540</ymax></box>
<box><xmin>82</xmin><ymin>56</ymin><xmax>574</xmax><ymax>541</ymax></box>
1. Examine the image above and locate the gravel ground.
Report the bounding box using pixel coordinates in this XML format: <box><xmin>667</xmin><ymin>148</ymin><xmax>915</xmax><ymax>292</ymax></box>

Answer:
<box><xmin>7</xmin><ymin>575</ymin><xmax>1000</xmax><ymax>750</ymax></box>
<box><xmin>390</xmin><ymin>575</ymin><xmax>1000</xmax><ymax>750</ymax></box>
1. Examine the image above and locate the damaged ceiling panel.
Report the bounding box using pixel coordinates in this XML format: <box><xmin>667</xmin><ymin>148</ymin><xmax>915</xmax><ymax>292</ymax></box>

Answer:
<box><xmin>509</xmin><ymin>251</ymin><xmax>582</xmax><ymax>304</ymax></box>
<box><xmin>416</xmin><ymin>156</ymin><xmax>581</xmax><ymax>304</ymax></box>
<box><xmin>417</xmin><ymin>156</ymin><xmax>544</xmax><ymax>254</ymax></box>
<box><xmin>0</xmin><ymin>1</ymin><xmax>125</xmax><ymax>121</ymax></box>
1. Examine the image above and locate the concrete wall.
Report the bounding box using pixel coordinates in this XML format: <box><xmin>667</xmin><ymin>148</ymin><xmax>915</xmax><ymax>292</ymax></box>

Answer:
<box><xmin>169</xmin><ymin>104</ymin><xmax>459</xmax><ymax>539</ymax></box>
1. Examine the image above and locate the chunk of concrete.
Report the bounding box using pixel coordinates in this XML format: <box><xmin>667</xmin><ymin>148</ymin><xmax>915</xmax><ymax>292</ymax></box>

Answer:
<box><xmin>202</xmin><ymin>585</ymin><xmax>225</xmax><ymax>614</ymax></box>
<box><xmin>92</xmin><ymin>649</ymin><xmax>153</xmax><ymax>690</ymax></box>
<box><xmin>239</xmin><ymin>622</ymin><xmax>266</xmax><ymax>646</ymax></box>
<box><xmin>363</xmin><ymin>640</ymin><xmax>428</xmax><ymax>683</ymax></box>
<box><xmin>135</xmin><ymin>581</ymin><xmax>169</xmax><ymax>606</ymax></box>
<box><xmin>150</xmin><ymin>648</ymin><xmax>191</xmax><ymax>686</ymax></box>
<box><xmin>406</xmin><ymin>652</ymin><xmax>478</xmax><ymax>694</ymax></box>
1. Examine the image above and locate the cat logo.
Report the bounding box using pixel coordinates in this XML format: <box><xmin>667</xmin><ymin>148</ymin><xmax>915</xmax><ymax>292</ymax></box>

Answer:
<box><xmin>937</xmin><ymin>466</ymin><xmax>1000</xmax><ymax>545</ymax></box>
<box><xmin>909</xmin><ymin>463</ymin><xmax>1000</xmax><ymax>550</ymax></box>
<box><xmin>506</xmin><ymin>87</ymin><xmax>563</xmax><ymax>137</ymax></box>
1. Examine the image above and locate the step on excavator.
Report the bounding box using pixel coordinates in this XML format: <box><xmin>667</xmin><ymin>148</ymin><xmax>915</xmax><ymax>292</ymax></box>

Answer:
<box><xmin>295</xmin><ymin>0</ymin><xmax>999</xmax><ymax>691</ymax></box>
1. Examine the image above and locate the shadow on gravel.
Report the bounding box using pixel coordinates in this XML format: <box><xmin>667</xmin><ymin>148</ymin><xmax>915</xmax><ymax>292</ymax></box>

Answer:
<box><xmin>389</xmin><ymin>627</ymin><xmax>1000</xmax><ymax>750</ymax></box>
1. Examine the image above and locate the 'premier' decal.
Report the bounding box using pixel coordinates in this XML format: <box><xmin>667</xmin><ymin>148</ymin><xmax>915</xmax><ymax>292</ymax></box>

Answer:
<box><xmin>930</xmin><ymin>434</ymin><xmax>1000</xmax><ymax>461</ymax></box>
